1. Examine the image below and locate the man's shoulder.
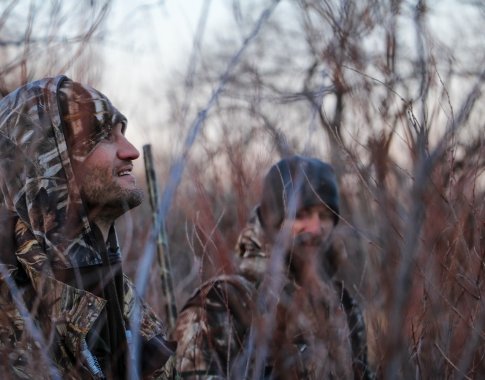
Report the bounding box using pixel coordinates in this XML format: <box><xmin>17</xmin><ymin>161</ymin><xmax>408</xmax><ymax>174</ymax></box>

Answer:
<box><xmin>182</xmin><ymin>274</ymin><xmax>256</xmax><ymax>312</ymax></box>
<box><xmin>173</xmin><ymin>274</ymin><xmax>256</xmax><ymax>352</ymax></box>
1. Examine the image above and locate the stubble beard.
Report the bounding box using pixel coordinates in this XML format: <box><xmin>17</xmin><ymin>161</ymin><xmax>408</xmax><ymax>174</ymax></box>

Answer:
<box><xmin>79</xmin><ymin>166</ymin><xmax>144</xmax><ymax>220</ymax></box>
<box><xmin>286</xmin><ymin>232</ymin><xmax>333</xmax><ymax>283</ymax></box>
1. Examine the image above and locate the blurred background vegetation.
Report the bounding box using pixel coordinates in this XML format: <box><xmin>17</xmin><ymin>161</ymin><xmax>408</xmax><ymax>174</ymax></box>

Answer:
<box><xmin>1</xmin><ymin>0</ymin><xmax>484</xmax><ymax>378</ymax></box>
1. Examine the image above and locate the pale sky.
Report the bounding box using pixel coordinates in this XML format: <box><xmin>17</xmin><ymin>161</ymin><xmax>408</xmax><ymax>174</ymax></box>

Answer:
<box><xmin>101</xmin><ymin>0</ymin><xmax>231</xmax><ymax>152</ymax></box>
<box><xmin>96</xmin><ymin>0</ymin><xmax>483</xmax><ymax>161</ymax></box>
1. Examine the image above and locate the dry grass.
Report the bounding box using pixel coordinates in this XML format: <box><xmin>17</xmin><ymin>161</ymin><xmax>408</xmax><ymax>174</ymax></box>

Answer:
<box><xmin>1</xmin><ymin>0</ymin><xmax>485</xmax><ymax>378</ymax></box>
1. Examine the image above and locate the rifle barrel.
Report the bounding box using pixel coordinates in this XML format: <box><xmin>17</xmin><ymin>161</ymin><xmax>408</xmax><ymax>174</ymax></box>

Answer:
<box><xmin>143</xmin><ymin>144</ymin><xmax>177</xmax><ymax>329</ymax></box>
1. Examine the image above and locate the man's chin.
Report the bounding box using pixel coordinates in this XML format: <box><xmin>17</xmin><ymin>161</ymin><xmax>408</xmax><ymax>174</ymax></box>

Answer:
<box><xmin>123</xmin><ymin>188</ymin><xmax>144</xmax><ymax>209</ymax></box>
<box><xmin>86</xmin><ymin>188</ymin><xmax>144</xmax><ymax>216</ymax></box>
<box><xmin>287</xmin><ymin>242</ymin><xmax>327</xmax><ymax>281</ymax></box>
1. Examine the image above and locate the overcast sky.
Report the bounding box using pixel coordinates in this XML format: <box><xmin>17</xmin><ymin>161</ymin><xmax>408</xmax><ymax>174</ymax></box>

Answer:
<box><xmin>98</xmin><ymin>0</ymin><xmax>482</xmax><ymax>155</ymax></box>
<box><xmin>101</xmin><ymin>0</ymin><xmax>231</xmax><ymax>150</ymax></box>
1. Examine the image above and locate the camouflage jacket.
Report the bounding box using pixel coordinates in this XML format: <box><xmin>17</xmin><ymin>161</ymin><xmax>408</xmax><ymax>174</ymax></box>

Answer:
<box><xmin>173</xmin><ymin>208</ymin><xmax>373</xmax><ymax>379</ymax></box>
<box><xmin>0</xmin><ymin>76</ymin><xmax>175</xmax><ymax>379</ymax></box>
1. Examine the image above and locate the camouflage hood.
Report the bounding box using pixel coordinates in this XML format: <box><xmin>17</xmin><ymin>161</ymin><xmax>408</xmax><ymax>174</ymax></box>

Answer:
<box><xmin>0</xmin><ymin>75</ymin><xmax>125</xmax><ymax>269</ymax></box>
<box><xmin>0</xmin><ymin>77</ymin><xmax>176</xmax><ymax>379</ymax></box>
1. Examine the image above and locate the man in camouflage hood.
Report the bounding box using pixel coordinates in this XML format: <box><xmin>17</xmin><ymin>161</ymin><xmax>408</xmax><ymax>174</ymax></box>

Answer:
<box><xmin>0</xmin><ymin>76</ymin><xmax>175</xmax><ymax>379</ymax></box>
<box><xmin>173</xmin><ymin>155</ymin><xmax>373</xmax><ymax>379</ymax></box>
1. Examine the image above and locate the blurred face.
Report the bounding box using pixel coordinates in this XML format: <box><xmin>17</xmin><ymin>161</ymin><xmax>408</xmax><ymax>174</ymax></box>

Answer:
<box><xmin>290</xmin><ymin>204</ymin><xmax>335</xmax><ymax>243</ymax></box>
<box><xmin>285</xmin><ymin>204</ymin><xmax>335</xmax><ymax>281</ymax></box>
<box><xmin>72</xmin><ymin>122</ymin><xmax>143</xmax><ymax>219</ymax></box>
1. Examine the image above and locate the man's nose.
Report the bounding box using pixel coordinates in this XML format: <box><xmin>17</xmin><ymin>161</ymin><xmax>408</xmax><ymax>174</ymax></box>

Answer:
<box><xmin>118</xmin><ymin>136</ymin><xmax>140</xmax><ymax>160</ymax></box>
<box><xmin>306</xmin><ymin>213</ymin><xmax>322</xmax><ymax>235</ymax></box>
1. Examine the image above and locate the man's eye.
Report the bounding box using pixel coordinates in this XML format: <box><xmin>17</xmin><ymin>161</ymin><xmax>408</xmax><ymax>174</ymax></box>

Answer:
<box><xmin>296</xmin><ymin>211</ymin><xmax>309</xmax><ymax>220</ymax></box>
<box><xmin>101</xmin><ymin>127</ymin><xmax>114</xmax><ymax>141</ymax></box>
<box><xmin>120</xmin><ymin>122</ymin><xmax>127</xmax><ymax>134</ymax></box>
<box><xmin>319</xmin><ymin>211</ymin><xmax>332</xmax><ymax>221</ymax></box>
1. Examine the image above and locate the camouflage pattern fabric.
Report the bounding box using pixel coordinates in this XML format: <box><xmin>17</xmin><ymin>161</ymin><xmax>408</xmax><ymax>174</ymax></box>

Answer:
<box><xmin>173</xmin><ymin>208</ymin><xmax>374</xmax><ymax>379</ymax></box>
<box><xmin>0</xmin><ymin>76</ymin><xmax>175</xmax><ymax>379</ymax></box>
<box><xmin>173</xmin><ymin>275</ymin><xmax>255</xmax><ymax>379</ymax></box>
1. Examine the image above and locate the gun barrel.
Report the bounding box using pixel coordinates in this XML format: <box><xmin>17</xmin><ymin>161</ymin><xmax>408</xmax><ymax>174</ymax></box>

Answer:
<box><xmin>143</xmin><ymin>144</ymin><xmax>177</xmax><ymax>329</ymax></box>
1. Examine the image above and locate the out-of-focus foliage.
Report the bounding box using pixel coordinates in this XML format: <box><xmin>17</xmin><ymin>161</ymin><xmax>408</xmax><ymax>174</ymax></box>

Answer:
<box><xmin>1</xmin><ymin>0</ymin><xmax>484</xmax><ymax>378</ymax></box>
<box><xmin>144</xmin><ymin>1</ymin><xmax>485</xmax><ymax>378</ymax></box>
<box><xmin>0</xmin><ymin>0</ymin><xmax>111</xmax><ymax>93</ymax></box>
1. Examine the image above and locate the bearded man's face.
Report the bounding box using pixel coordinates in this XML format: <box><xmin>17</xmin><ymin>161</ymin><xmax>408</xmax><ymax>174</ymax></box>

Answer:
<box><xmin>72</xmin><ymin>122</ymin><xmax>143</xmax><ymax>219</ymax></box>
<box><xmin>285</xmin><ymin>204</ymin><xmax>335</xmax><ymax>281</ymax></box>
